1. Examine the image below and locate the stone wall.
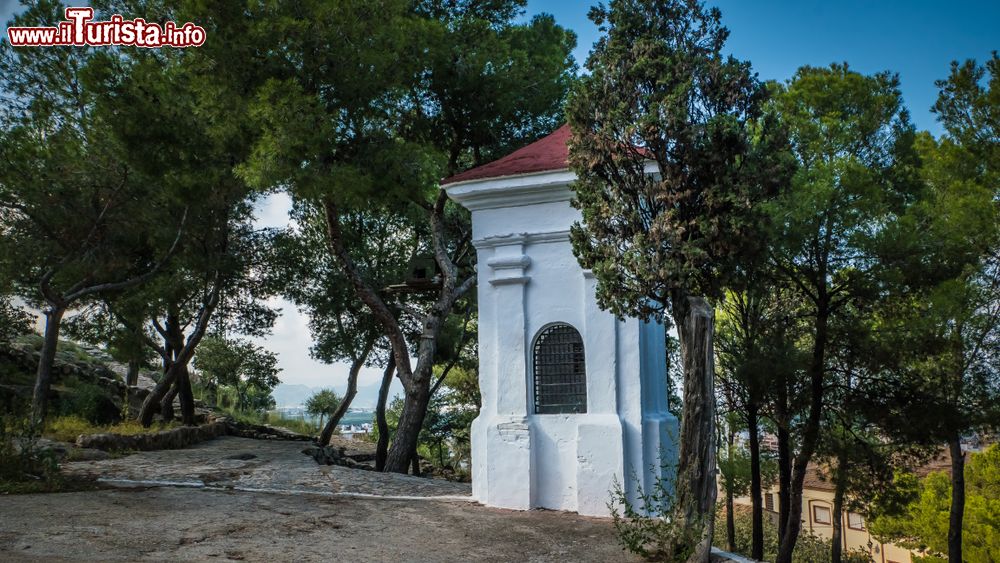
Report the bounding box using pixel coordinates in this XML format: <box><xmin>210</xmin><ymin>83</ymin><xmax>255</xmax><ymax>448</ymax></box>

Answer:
<box><xmin>77</xmin><ymin>421</ymin><xmax>228</xmax><ymax>451</ymax></box>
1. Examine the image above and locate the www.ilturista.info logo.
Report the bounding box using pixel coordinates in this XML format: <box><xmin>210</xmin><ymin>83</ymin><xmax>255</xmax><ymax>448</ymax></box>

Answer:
<box><xmin>7</xmin><ymin>7</ymin><xmax>205</xmax><ymax>48</ymax></box>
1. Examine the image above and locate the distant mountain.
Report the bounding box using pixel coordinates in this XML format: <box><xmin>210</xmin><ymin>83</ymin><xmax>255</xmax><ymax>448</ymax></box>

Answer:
<box><xmin>352</xmin><ymin>381</ymin><xmax>395</xmax><ymax>410</ymax></box>
<box><xmin>271</xmin><ymin>383</ymin><xmax>316</xmax><ymax>408</ymax></box>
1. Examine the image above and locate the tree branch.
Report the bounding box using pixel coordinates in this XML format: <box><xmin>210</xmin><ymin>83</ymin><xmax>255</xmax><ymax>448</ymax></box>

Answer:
<box><xmin>323</xmin><ymin>199</ymin><xmax>414</xmax><ymax>380</ymax></box>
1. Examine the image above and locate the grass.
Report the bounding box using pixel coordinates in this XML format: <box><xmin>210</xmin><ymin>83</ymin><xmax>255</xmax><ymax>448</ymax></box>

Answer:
<box><xmin>214</xmin><ymin>406</ymin><xmax>319</xmax><ymax>436</ymax></box>
<box><xmin>266</xmin><ymin>412</ymin><xmax>320</xmax><ymax>436</ymax></box>
<box><xmin>0</xmin><ymin>362</ymin><xmax>34</xmax><ymax>386</ymax></box>
<box><xmin>43</xmin><ymin>415</ymin><xmax>180</xmax><ymax>443</ymax></box>
<box><xmin>218</xmin><ymin>407</ymin><xmax>267</xmax><ymax>426</ymax></box>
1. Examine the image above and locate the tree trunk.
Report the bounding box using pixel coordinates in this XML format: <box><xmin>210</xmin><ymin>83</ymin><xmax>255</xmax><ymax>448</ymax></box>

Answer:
<box><xmin>31</xmin><ymin>305</ymin><xmax>66</xmax><ymax>427</ymax></box>
<box><xmin>948</xmin><ymin>435</ymin><xmax>965</xmax><ymax>563</ymax></box>
<box><xmin>323</xmin><ymin>198</ymin><xmax>473</xmax><ymax>475</ymax></box>
<box><xmin>161</xmin><ymin>383</ymin><xmax>178</xmax><ymax>422</ymax></box>
<box><xmin>319</xmin><ymin>344</ymin><xmax>373</xmax><ymax>446</ymax></box>
<box><xmin>141</xmin><ymin>361</ymin><xmax>181</xmax><ymax>426</ymax></box>
<box><xmin>375</xmin><ymin>357</ymin><xmax>396</xmax><ymax>472</ymax></box>
<box><xmin>411</xmin><ymin>451</ymin><xmax>421</xmax><ymax>476</ymax></box>
<box><xmin>776</xmin><ymin>388</ymin><xmax>792</xmax><ymax>546</ymax></box>
<box><xmin>777</xmin><ymin>307</ymin><xmax>828</xmax><ymax>563</ymax></box>
<box><xmin>384</xmin><ymin>380</ymin><xmax>431</xmax><ymax>473</ymax></box>
<box><xmin>126</xmin><ymin>360</ymin><xmax>140</xmax><ymax>387</ymax></box>
<box><xmin>725</xmin><ymin>482</ymin><xmax>736</xmax><ymax>553</ymax></box>
<box><xmin>724</xmin><ymin>411</ymin><xmax>736</xmax><ymax>553</ymax></box>
<box><xmin>670</xmin><ymin>293</ymin><xmax>717</xmax><ymax>563</ymax></box>
<box><xmin>831</xmin><ymin>446</ymin><xmax>849</xmax><ymax>563</ymax></box>
<box><xmin>747</xmin><ymin>402</ymin><xmax>765</xmax><ymax>561</ymax></box>
<box><xmin>137</xmin><ymin>290</ymin><xmax>219</xmax><ymax>427</ymax></box>
<box><xmin>177</xmin><ymin>364</ymin><xmax>195</xmax><ymax>426</ymax></box>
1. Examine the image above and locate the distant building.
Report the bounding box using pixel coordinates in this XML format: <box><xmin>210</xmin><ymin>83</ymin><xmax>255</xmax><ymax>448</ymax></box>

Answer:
<box><xmin>735</xmin><ymin>451</ymin><xmax>958</xmax><ymax>563</ymax></box>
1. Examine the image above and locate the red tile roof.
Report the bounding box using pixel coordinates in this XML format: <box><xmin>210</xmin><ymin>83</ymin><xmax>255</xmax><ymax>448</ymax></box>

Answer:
<box><xmin>441</xmin><ymin>125</ymin><xmax>572</xmax><ymax>185</ymax></box>
<box><xmin>802</xmin><ymin>448</ymin><xmax>957</xmax><ymax>492</ymax></box>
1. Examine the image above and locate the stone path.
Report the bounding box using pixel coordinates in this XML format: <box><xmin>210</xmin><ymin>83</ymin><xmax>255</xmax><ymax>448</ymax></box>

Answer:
<box><xmin>0</xmin><ymin>487</ymin><xmax>636</xmax><ymax>562</ymax></box>
<box><xmin>63</xmin><ymin>436</ymin><xmax>472</xmax><ymax>499</ymax></box>
<box><xmin>2</xmin><ymin>436</ymin><xmax>640</xmax><ymax>562</ymax></box>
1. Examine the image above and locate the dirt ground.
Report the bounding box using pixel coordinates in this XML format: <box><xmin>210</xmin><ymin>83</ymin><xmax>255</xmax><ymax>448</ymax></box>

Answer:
<box><xmin>0</xmin><ymin>437</ymin><xmax>639</xmax><ymax>562</ymax></box>
<box><xmin>0</xmin><ymin>486</ymin><xmax>638</xmax><ymax>562</ymax></box>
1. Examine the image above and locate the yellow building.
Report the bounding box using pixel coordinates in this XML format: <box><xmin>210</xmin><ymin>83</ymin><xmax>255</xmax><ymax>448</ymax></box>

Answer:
<box><xmin>731</xmin><ymin>444</ymin><xmax>962</xmax><ymax>562</ymax></box>
<box><xmin>751</xmin><ymin>466</ymin><xmax>915</xmax><ymax>563</ymax></box>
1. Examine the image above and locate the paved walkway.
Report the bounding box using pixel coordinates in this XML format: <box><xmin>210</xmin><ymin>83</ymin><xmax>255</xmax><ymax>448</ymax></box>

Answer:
<box><xmin>0</xmin><ymin>488</ymin><xmax>635</xmax><ymax>562</ymax></box>
<box><xmin>2</xmin><ymin>437</ymin><xmax>639</xmax><ymax>562</ymax></box>
<box><xmin>63</xmin><ymin>436</ymin><xmax>472</xmax><ymax>499</ymax></box>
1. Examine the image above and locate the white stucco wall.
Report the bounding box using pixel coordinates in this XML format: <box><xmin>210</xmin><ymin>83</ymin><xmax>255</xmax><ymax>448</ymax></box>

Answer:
<box><xmin>447</xmin><ymin>169</ymin><xmax>678</xmax><ymax>517</ymax></box>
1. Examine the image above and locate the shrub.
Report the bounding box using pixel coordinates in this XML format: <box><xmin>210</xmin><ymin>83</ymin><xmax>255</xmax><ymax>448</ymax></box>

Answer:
<box><xmin>609</xmin><ymin>470</ymin><xmax>701</xmax><ymax>562</ymax></box>
<box><xmin>44</xmin><ymin>416</ymin><xmax>179</xmax><ymax>443</ymax></box>
<box><xmin>56</xmin><ymin>380</ymin><xmax>119</xmax><ymax>425</ymax></box>
<box><xmin>714</xmin><ymin>504</ymin><xmax>870</xmax><ymax>562</ymax></box>
<box><xmin>0</xmin><ymin>409</ymin><xmax>61</xmax><ymax>493</ymax></box>
<box><xmin>44</xmin><ymin>415</ymin><xmax>97</xmax><ymax>443</ymax></box>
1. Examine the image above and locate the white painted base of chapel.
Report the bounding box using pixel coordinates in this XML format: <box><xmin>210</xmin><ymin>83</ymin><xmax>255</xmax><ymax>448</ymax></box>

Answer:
<box><xmin>444</xmin><ymin>128</ymin><xmax>680</xmax><ymax>518</ymax></box>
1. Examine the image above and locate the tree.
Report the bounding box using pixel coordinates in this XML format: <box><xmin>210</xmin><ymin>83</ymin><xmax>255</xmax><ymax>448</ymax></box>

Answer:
<box><xmin>305</xmin><ymin>390</ymin><xmax>342</xmax><ymax>431</ymax></box>
<box><xmin>715</xmin><ymin>411</ymin><xmax>753</xmax><ymax>553</ymax></box>
<box><xmin>242</xmin><ymin>0</ymin><xmax>574</xmax><ymax>474</ymax></box>
<box><xmin>861</xmin><ymin>55</ymin><xmax>1000</xmax><ymax>562</ymax></box>
<box><xmin>194</xmin><ymin>337</ymin><xmax>280</xmax><ymax>414</ymax></box>
<box><xmin>924</xmin><ymin>53</ymin><xmax>1000</xmax><ymax>563</ymax></box>
<box><xmin>564</xmin><ymin>1</ymin><xmax>791</xmax><ymax>559</ymax></box>
<box><xmin>0</xmin><ymin>1</ymin><xmax>185</xmax><ymax>426</ymax></box>
<box><xmin>871</xmin><ymin>445</ymin><xmax>1000</xmax><ymax>562</ymax></box>
<box><xmin>768</xmin><ymin>63</ymin><xmax>920</xmax><ymax>562</ymax></box>
<box><xmin>716</xmin><ymin>279</ymin><xmax>802</xmax><ymax>560</ymax></box>
<box><xmin>0</xmin><ymin>243</ymin><xmax>30</xmax><ymax>343</ymax></box>
<box><xmin>66</xmin><ymin>0</ymin><xmax>282</xmax><ymax>427</ymax></box>
<box><xmin>272</xmin><ymin>203</ymin><xmax>410</xmax><ymax>448</ymax></box>
<box><xmin>0</xmin><ymin>265</ymin><xmax>31</xmax><ymax>343</ymax></box>
<box><xmin>0</xmin><ymin>299</ymin><xmax>31</xmax><ymax>343</ymax></box>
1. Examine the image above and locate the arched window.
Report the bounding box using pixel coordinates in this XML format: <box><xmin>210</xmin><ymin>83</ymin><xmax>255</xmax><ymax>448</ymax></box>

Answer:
<box><xmin>532</xmin><ymin>323</ymin><xmax>587</xmax><ymax>414</ymax></box>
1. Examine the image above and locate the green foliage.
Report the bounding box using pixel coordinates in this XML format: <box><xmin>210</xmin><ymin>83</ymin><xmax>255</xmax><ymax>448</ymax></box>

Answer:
<box><xmin>717</xmin><ymin>439</ymin><xmax>777</xmax><ymax>501</ymax></box>
<box><xmin>265</xmin><ymin>412</ymin><xmax>320</xmax><ymax>436</ymax></box>
<box><xmin>0</xmin><ymin>1</ymin><xmax>184</xmax><ymax>309</ymax></box>
<box><xmin>932</xmin><ymin>52</ymin><xmax>1000</xmax><ymax>179</ymax></box>
<box><xmin>0</xmin><ymin>300</ymin><xmax>31</xmax><ymax>343</ymax></box>
<box><xmin>271</xmin><ymin>203</ymin><xmax>409</xmax><ymax>372</ymax></box>
<box><xmin>54</xmin><ymin>380</ymin><xmax>117</xmax><ymax>425</ymax></box>
<box><xmin>195</xmin><ymin>337</ymin><xmax>280</xmax><ymax>414</ymax></box>
<box><xmin>565</xmin><ymin>0</ymin><xmax>793</xmax><ymax>320</ymax></box>
<box><xmin>769</xmin><ymin>63</ymin><xmax>919</xmax><ymax>311</ymax></box>
<box><xmin>0</xmin><ymin>408</ymin><xmax>60</xmax><ymax>493</ymax></box>
<box><xmin>411</xmin><ymin>1</ymin><xmax>578</xmax><ymax>173</ymax></box>
<box><xmin>42</xmin><ymin>415</ymin><xmax>178</xmax><ymax>443</ymax></box>
<box><xmin>215</xmin><ymin>405</ymin><xmax>267</xmax><ymax>427</ymax></box>
<box><xmin>713</xmin><ymin>506</ymin><xmax>869</xmax><ymax>563</ymax></box>
<box><xmin>609</xmin><ymin>470</ymin><xmax>698</xmax><ymax>562</ymax></box>
<box><xmin>368</xmin><ymin>378</ymin><xmax>478</xmax><ymax>476</ymax></box>
<box><xmin>371</xmin><ymin>396</ymin><xmax>404</xmax><ymax>446</ymax></box>
<box><xmin>871</xmin><ymin>446</ymin><xmax>1000</xmax><ymax>562</ymax></box>
<box><xmin>43</xmin><ymin>415</ymin><xmax>98</xmax><ymax>443</ymax></box>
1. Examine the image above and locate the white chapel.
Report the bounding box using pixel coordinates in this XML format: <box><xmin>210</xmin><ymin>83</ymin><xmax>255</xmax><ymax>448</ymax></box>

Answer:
<box><xmin>442</xmin><ymin>125</ymin><xmax>679</xmax><ymax>517</ymax></box>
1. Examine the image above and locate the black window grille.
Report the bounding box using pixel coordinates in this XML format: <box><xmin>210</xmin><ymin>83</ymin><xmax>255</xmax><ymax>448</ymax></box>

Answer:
<box><xmin>533</xmin><ymin>324</ymin><xmax>587</xmax><ymax>414</ymax></box>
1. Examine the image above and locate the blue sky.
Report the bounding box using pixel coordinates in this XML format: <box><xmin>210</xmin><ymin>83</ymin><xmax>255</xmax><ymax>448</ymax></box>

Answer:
<box><xmin>4</xmin><ymin>1</ymin><xmax>996</xmax><ymax>133</ymax></box>
<box><xmin>527</xmin><ymin>0</ymin><xmax>998</xmax><ymax>136</ymax></box>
